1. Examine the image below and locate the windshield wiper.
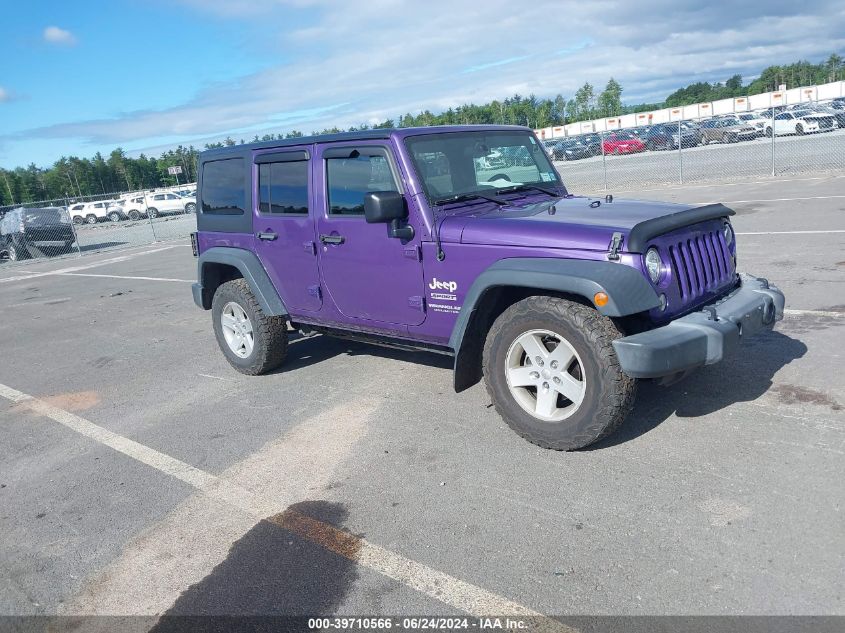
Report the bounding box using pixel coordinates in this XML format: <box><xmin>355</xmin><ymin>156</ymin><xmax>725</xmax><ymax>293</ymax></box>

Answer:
<box><xmin>495</xmin><ymin>183</ymin><xmax>565</xmax><ymax>197</ymax></box>
<box><xmin>433</xmin><ymin>191</ymin><xmax>507</xmax><ymax>206</ymax></box>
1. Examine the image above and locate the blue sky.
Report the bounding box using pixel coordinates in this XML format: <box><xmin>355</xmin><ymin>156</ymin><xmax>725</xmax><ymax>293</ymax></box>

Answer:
<box><xmin>1</xmin><ymin>0</ymin><xmax>843</xmax><ymax>168</ymax></box>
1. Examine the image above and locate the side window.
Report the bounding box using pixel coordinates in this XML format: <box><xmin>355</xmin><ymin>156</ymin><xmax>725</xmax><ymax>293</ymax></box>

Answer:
<box><xmin>201</xmin><ymin>158</ymin><xmax>245</xmax><ymax>215</ymax></box>
<box><xmin>153</xmin><ymin>194</ymin><xmax>165</xmax><ymax>201</ymax></box>
<box><xmin>258</xmin><ymin>160</ymin><xmax>308</xmax><ymax>215</ymax></box>
<box><xmin>166</xmin><ymin>193</ymin><xmax>179</xmax><ymax>200</ymax></box>
<box><xmin>326</xmin><ymin>151</ymin><xmax>398</xmax><ymax>216</ymax></box>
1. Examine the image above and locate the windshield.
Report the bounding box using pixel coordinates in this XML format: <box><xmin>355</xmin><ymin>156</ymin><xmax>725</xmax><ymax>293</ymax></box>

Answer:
<box><xmin>405</xmin><ymin>131</ymin><xmax>562</xmax><ymax>203</ymax></box>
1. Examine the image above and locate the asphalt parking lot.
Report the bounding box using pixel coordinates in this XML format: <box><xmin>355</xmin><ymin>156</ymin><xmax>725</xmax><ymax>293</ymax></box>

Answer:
<box><xmin>0</xmin><ymin>175</ymin><xmax>843</xmax><ymax>624</ymax></box>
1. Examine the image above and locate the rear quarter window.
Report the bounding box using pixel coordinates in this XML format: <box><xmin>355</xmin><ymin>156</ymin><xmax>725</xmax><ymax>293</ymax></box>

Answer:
<box><xmin>201</xmin><ymin>158</ymin><xmax>245</xmax><ymax>215</ymax></box>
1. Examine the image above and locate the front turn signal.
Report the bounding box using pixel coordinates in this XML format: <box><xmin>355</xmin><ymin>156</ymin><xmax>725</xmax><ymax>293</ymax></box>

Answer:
<box><xmin>594</xmin><ymin>292</ymin><xmax>609</xmax><ymax>307</ymax></box>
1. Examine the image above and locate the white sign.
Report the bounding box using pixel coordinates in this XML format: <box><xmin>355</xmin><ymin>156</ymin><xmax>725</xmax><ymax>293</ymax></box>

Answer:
<box><xmin>167</xmin><ymin>165</ymin><xmax>183</xmax><ymax>175</ymax></box>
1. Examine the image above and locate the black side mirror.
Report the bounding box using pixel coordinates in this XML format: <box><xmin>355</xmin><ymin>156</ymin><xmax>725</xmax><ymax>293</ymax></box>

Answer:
<box><xmin>363</xmin><ymin>191</ymin><xmax>406</xmax><ymax>223</ymax></box>
<box><xmin>363</xmin><ymin>191</ymin><xmax>414</xmax><ymax>242</ymax></box>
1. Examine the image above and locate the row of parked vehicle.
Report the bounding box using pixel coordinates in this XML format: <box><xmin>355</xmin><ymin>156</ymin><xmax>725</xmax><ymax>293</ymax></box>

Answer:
<box><xmin>66</xmin><ymin>187</ymin><xmax>196</xmax><ymax>224</ymax></box>
<box><xmin>544</xmin><ymin>98</ymin><xmax>845</xmax><ymax>161</ymax></box>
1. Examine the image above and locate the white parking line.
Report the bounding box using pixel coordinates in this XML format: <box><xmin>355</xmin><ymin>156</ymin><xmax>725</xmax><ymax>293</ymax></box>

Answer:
<box><xmin>0</xmin><ymin>382</ymin><xmax>569</xmax><ymax>630</ymax></box>
<box><xmin>737</xmin><ymin>230</ymin><xmax>845</xmax><ymax>235</ymax></box>
<box><xmin>0</xmin><ymin>246</ymin><xmax>179</xmax><ymax>284</ymax></box>
<box><xmin>697</xmin><ymin>195</ymin><xmax>845</xmax><ymax>204</ymax></box>
<box><xmin>784</xmin><ymin>309</ymin><xmax>845</xmax><ymax>318</ymax></box>
<box><xmin>606</xmin><ymin>175</ymin><xmax>841</xmax><ymax>194</ymax></box>
<box><xmin>56</xmin><ymin>273</ymin><xmax>193</xmax><ymax>283</ymax></box>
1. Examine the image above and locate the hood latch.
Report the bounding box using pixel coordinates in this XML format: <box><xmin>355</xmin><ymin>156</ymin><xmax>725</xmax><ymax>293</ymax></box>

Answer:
<box><xmin>607</xmin><ymin>232</ymin><xmax>623</xmax><ymax>261</ymax></box>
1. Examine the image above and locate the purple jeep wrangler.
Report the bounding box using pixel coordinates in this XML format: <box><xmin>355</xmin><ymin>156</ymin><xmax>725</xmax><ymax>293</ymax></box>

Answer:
<box><xmin>191</xmin><ymin>125</ymin><xmax>784</xmax><ymax>450</ymax></box>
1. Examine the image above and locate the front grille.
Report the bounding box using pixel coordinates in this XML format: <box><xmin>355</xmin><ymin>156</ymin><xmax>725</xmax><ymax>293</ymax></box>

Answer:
<box><xmin>668</xmin><ymin>229</ymin><xmax>734</xmax><ymax>306</ymax></box>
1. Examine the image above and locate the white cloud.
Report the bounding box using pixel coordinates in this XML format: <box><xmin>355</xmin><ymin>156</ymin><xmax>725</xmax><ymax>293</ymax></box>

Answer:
<box><xmin>43</xmin><ymin>26</ymin><xmax>77</xmax><ymax>46</ymax></box>
<box><xmin>0</xmin><ymin>87</ymin><xmax>10</xmax><ymax>103</ymax></box>
<box><xmin>13</xmin><ymin>1</ymin><xmax>845</xmax><ymax>151</ymax></box>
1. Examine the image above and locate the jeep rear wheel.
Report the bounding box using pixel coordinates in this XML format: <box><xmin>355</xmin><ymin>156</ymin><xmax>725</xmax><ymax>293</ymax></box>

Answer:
<box><xmin>483</xmin><ymin>296</ymin><xmax>636</xmax><ymax>450</ymax></box>
<box><xmin>86</xmin><ymin>214</ymin><xmax>98</xmax><ymax>224</ymax></box>
<box><xmin>211</xmin><ymin>279</ymin><xmax>288</xmax><ymax>375</ymax></box>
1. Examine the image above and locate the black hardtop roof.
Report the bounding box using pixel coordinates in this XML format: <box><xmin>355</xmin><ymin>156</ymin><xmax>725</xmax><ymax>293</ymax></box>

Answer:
<box><xmin>199</xmin><ymin>125</ymin><xmax>531</xmax><ymax>160</ymax></box>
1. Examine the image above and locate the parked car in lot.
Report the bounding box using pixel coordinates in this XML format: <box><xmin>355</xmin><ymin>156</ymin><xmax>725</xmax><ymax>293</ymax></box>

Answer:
<box><xmin>120</xmin><ymin>195</ymin><xmax>146</xmax><ymax>221</ymax></box>
<box><xmin>551</xmin><ymin>135</ymin><xmax>601</xmax><ymax>160</ymax></box>
<box><xmin>698</xmin><ymin>117</ymin><xmax>757</xmax><ymax>144</ymax></box>
<box><xmin>105</xmin><ymin>198</ymin><xmax>131</xmax><ymax>222</ymax></box>
<box><xmin>643</xmin><ymin>123</ymin><xmax>699</xmax><ymax>150</ymax></box>
<box><xmin>790</xmin><ymin>103</ymin><xmax>845</xmax><ymax>129</ymax></box>
<box><xmin>68</xmin><ymin>200</ymin><xmax>112</xmax><ymax>224</ymax></box>
<box><xmin>602</xmin><ymin>130</ymin><xmax>646</xmax><ymax>154</ymax></box>
<box><xmin>765</xmin><ymin>110</ymin><xmax>836</xmax><ymax>136</ymax></box>
<box><xmin>192</xmin><ymin>125</ymin><xmax>784</xmax><ymax>451</ymax></box>
<box><xmin>735</xmin><ymin>112</ymin><xmax>768</xmax><ymax>137</ymax></box>
<box><xmin>143</xmin><ymin>191</ymin><xmax>198</xmax><ymax>217</ymax></box>
<box><xmin>0</xmin><ymin>207</ymin><xmax>76</xmax><ymax>261</ymax></box>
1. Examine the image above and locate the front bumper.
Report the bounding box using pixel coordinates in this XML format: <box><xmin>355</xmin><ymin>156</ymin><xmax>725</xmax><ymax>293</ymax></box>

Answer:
<box><xmin>613</xmin><ymin>275</ymin><xmax>785</xmax><ymax>379</ymax></box>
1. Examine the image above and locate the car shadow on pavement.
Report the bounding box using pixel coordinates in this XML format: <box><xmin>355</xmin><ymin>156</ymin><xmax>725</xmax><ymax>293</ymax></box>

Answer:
<box><xmin>148</xmin><ymin>500</ymin><xmax>358</xmax><ymax>631</ymax></box>
<box><xmin>77</xmin><ymin>241</ymin><xmax>129</xmax><ymax>252</ymax></box>
<box><xmin>588</xmin><ymin>329</ymin><xmax>808</xmax><ymax>449</ymax></box>
<box><xmin>279</xmin><ymin>332</ymin><xmax>453</xmax><ymax>374</ymax></box>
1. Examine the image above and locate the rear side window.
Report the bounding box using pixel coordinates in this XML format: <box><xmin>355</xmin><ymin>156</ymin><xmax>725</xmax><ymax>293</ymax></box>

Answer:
<box><xmin>201</xmin><ymin>158</ymin><xmax>245</xmax><ymax>215</ymax></box>
<box><xmin>326</xmin><ymin>153</ymin><xmax>398</xmax><ymax>216</ymax></box>
<box><xmin>25</xmin><ymin>209</ymin><xmax>63</xmax><ymax>226</ymax></box>
<box><xmin>258</xmin><ymin>161</ymin><xmax>308</xmax><ymax>215</ymax></box>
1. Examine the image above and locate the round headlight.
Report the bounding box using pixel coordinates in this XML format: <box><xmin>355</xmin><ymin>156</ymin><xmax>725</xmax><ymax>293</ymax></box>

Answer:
<box><xmin>723</xmin><ymin>223</ymin><xmax>734</xmax><ymax>246</ymax></box>
<box><xmin>644</xmin><ymin>248</ymin><xmax>662</xmax><ymax>284</ymax></box>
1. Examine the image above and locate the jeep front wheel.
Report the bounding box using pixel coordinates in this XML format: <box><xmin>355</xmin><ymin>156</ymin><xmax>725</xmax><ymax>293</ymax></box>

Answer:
<box><xmin>211</xmin><ymin>279</ymin><xmax>288</xmax><ymax>375</ymax></box>
<box><xmin>482</xmin><ymin>296</ymin><xmax>636</xmax><ymax>450</ymax></box>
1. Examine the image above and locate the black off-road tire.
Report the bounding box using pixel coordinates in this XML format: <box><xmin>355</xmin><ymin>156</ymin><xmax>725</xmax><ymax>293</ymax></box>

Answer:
<box><xmin>482</xmin><ymin>296</ymin><xmax>636</xmax><ymax>450</ymax></box>
<box><xmin>211</xmin><ymin>279</ymin><xmax>288</xmax><ymax>375</ymax></box>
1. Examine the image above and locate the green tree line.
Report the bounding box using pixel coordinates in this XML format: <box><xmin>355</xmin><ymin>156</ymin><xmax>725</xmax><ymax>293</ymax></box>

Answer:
<box><xmin>2</xmin><ymin>53</ymin><xmax>841</xmax><ymax>206</ymax></box>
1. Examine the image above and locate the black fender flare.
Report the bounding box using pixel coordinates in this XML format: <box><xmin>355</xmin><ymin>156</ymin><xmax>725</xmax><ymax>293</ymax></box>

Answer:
<box><xmin>193</xmin><ymin>247</ymin><xmax>288</xmax><ymax>316</ymax></box>
<box><xmin>449</xmin><ymin>258</ymin><xmax>660</xmax><ymax>392</ymax></box>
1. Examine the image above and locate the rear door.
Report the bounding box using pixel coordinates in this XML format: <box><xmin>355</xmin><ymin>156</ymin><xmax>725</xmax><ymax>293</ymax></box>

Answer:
<box><xmin>252</xmin><ymin>146</ymin><xmax>323</xmax><ymax>313</ymax></box>
<box><xmin>314</xmin><ymin>142</ymin><xmax>426</xmax><ymax>326</ymax></box>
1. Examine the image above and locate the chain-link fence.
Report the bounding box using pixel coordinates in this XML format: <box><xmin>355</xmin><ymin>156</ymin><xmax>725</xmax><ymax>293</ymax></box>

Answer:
<box><xmin>0</xmin><ymin>185</ymin><xmax>197</xmax><ymax>265</ymax></box>
<box><xmin>546</xmin><ymin>98</ymin><xmax>845</xmax><ymax>194</ymax></box>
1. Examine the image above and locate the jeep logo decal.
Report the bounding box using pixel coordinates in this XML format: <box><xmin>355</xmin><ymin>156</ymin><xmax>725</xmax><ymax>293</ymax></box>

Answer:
<box><xmin>429</xmin><ymin>278</ymin><xmax>457</xmax><ymax>293</ymax></box>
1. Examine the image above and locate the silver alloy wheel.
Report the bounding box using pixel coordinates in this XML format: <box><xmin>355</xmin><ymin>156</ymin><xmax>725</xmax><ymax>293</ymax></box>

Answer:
<box><xmin>505</xmin><ymin>328</ymin><xmax>587</xmax><ymax>422</ymax></box>
<box><xmin>220</xmin><ymin>301</ymin><xmax>255</xmax><ymax>358</ymax></box>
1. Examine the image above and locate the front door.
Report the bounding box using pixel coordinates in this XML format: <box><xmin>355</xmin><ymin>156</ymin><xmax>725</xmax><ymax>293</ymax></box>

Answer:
<box><xmin>314</xmin><ymin>143</ymin><xmax>426</xmax><ymax>326</ymax></box>
<box><xmin>252</xmin><ymin>146</ymin><xmax>323</xmax><ymax>313</ymax></box>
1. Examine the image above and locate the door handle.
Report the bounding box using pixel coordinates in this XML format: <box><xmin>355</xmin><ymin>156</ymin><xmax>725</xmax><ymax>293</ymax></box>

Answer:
<box><xmin>257</xmin><ymin>231</ymin><xmax>278</xmax><ymax>241</ymax></box>
<box><xmin>319</xmin><ymin>234</ymin><xmax>345</xmax><ymax>245</ymax></box>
